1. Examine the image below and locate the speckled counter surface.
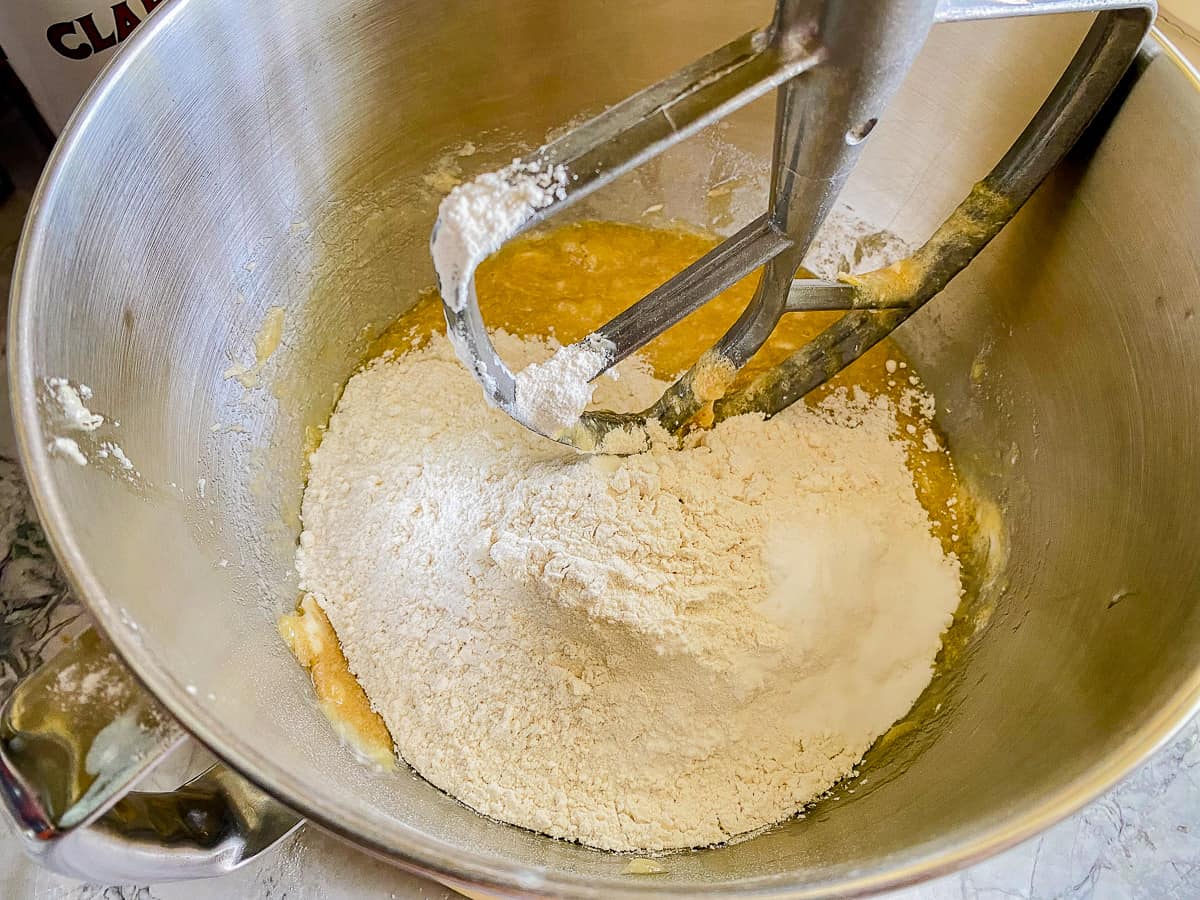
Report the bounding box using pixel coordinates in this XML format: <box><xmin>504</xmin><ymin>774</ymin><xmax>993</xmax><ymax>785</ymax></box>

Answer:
<box><xmin>3</xmin><ymin>26</ymin><xmax>1200</xmax><ymax>898</ymax></box>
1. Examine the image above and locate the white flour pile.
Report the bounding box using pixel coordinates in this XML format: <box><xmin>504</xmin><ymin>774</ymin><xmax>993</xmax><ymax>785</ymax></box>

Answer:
<box><xmin>296</xmin><ymin>331</ymin><xmax>962</xmax><ymax>852</ymax></box>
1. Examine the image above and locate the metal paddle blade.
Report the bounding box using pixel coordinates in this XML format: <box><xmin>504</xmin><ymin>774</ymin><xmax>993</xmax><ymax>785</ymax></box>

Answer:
<box><xmin>433</xmin><ymin>0</ymin><xmax>1154</xmax><ymax>451</ymax></box>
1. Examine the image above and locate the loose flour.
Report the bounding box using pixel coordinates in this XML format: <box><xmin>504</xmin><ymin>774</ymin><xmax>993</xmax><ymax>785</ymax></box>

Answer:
<box><xmin>431</xmin><ymin>159</ymin><xmax>567</xmax><ymax>314</ymax></box>
<box><xmin>296</xmin><ymin>326</ymin><xmax>962</xmax><ymax>852</ymax></box>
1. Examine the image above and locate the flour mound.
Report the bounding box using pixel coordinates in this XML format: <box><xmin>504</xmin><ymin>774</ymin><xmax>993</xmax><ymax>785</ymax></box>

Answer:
<box><xmin>296</xmin><ymin>332</ymin><xmax>961</xmax><ymax>852</ymax></box>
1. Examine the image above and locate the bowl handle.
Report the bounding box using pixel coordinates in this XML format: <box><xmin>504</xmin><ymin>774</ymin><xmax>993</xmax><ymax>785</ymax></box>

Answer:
<box><xmin>0</xmin><ymin>627</ymin><xmax>303</xmax><ymax>882</ymax></box>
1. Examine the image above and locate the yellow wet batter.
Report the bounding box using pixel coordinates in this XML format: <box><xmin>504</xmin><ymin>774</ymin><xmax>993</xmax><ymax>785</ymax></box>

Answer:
<box><xmin>281</xmin><ymin>220</ymin><xmax>973</xmax><ymax>763</ymax></box>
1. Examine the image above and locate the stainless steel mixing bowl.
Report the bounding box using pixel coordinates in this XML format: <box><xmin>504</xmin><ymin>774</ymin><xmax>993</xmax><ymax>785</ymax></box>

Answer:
<box><xmin>4</xmin><ymin>0</ymin><xmax>1200</xmax><ymax>896</ymax></box>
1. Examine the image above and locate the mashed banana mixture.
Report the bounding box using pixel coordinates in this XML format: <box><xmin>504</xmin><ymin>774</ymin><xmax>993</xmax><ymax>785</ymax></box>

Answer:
<box><xmin>283</xmin><ymin>222</ymin><xmax>969</xmax><ymax>852</ymax></box>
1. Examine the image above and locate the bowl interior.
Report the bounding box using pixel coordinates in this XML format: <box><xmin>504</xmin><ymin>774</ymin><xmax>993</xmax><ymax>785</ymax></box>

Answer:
<box><xmin>13</xmin><ymin>0</ymin><xmax>1200</xmax><ymax>895</ymax></box>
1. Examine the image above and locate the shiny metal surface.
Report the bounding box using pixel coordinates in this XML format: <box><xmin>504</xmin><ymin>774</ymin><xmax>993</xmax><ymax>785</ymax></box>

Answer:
<box><xmin>7</xmin><ymin>0</ymin><xmax>1200</xmax><ymax>896</ymax></box>
<box><xmin>0</xmin><ymin>628</ymin><xmax>301</xmax><ymax>880</ymax></box>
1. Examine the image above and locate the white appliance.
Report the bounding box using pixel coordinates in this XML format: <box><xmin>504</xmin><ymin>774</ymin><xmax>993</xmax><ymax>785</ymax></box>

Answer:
<box><xmin>0</xmin><ymin>0</ymin><xmax>164</xmax><ymax>133</ymax></box>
